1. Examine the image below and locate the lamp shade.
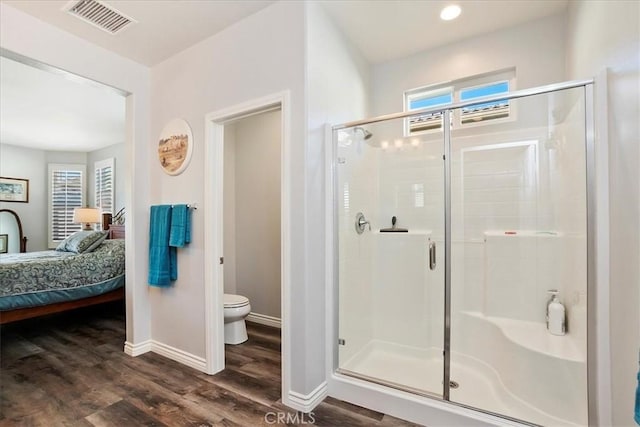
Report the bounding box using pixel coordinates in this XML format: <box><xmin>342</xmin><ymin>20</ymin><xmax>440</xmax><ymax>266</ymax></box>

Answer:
<box><xmin>73</xmin><ymin>207</ymin><xmax>101</xmax><ymax>224</ymax></box>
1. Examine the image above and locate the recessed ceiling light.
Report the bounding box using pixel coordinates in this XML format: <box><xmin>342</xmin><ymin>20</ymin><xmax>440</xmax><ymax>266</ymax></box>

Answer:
<box><xmin>440</xmin><ymin>4</ymin><xmax>462</xmax><ymax>21</ymax></box>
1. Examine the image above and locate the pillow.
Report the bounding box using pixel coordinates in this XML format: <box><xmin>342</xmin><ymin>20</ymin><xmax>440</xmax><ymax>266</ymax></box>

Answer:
<box><xmin>56</xmin><ymin>230</ymin><xmax>108</xmax><ymax>254</ymax></box>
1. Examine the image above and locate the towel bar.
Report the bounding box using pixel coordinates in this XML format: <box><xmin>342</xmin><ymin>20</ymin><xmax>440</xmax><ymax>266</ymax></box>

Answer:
<box><xmin>169</xmin><ymin>203</ymin><xmax>197</xmax><ymax>210</ymax></box>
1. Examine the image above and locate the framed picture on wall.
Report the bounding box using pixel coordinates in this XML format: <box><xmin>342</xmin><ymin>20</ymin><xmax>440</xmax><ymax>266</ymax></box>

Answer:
<box><xmin>157</xmin><ymin>118</ymin><xmax>193</xmax><ymax>176</ymax></box>
<box><xmin>0</xmin><ymin>234</ymin><xmax>7</xmax><ymax>254</ymax></box>
<box><xmin>0</xmin><ymin>177</ymin><xmax>29</xmax><ymax>203</ymax></box>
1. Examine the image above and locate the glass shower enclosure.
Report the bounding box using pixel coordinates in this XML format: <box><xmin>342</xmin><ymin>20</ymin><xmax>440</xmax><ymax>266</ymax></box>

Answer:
<box><xmin>333</xmin><ymin>81</ymin><xmax>593</xmax><ymax>426</ymax></box>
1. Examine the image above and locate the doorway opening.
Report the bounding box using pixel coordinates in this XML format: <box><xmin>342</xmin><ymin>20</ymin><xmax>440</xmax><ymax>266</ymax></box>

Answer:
<box><xmin>0</xmin><ymin>49</ymin><xmax>132</xmax><ymax>333</ymax></box>
<box><xmin>222</xmin><ymin>108</ymin><xmax>282</xmax><ymax>377</ymax></box>
<box><xmin>204</xmin><ymin>92</ymin><xmax>291</xmax><ymax>406</ymax></box>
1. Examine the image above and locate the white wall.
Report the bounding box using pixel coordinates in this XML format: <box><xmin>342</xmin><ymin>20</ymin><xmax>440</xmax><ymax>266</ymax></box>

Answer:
<box><xmin>46</xmin><ymin>150</ymin><xmax>86</xmax><ymax>164</ymax></box>
<box><xmin>306</xmin><ymin>1</ymin><xmax>371</xmax><ymax>382</ymax></box>
<box><xmin>0</xmin><ymin>3</ymin><xmax>152</xmax><ymax>347</ymax></box>
<box><xmin>371</xmin><ymin>14</ymin><xmax>566</xmax><ymax>117</ymax></box>
<box><xmin>87</xmin><ymin>143</ymin><xmax>126</xmax><ymax>214</ymax></box>
<box><xmin>149</xmin><ymin>1</ymin><xmax>312</xmax><ymax>394</ymax></box>
<box><xmin>0</xmin><ymin>143</ymin><xmax>46</xmax><ymax>251</ymax></box>
<box><xmin>224</xmin><ymin>110</ymin><xmax>281</xmax><ymax>318</ymax></box>
<box><xmin>566</xmin><ymin>2</ymin><xmax>640</xmax><ymax>425</ymax></box>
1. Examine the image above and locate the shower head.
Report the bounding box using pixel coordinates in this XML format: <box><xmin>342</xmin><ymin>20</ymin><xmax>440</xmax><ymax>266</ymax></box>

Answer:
<box><xmin>354</xmin><ymin>126</ymin><xmax>373</xmax><ymax>140</ymax></box>
<box><xmin>337</xmin><ymin>126</ymin><xmax>373</xmax><ymax>148</ymax></box>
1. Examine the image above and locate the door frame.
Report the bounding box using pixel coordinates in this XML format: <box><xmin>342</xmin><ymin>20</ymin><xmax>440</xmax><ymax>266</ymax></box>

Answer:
<box><xmin>203</xmin><ymin>91</ymin><xmax>291</xmax><ymax>400</ymax></box>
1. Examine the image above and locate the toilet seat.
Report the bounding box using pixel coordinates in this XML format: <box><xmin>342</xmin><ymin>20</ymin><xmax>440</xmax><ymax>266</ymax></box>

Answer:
<box><xmin>224</xmin><ymin>294</ymin><xmax>249</xmax><ymax>308</ymax></box>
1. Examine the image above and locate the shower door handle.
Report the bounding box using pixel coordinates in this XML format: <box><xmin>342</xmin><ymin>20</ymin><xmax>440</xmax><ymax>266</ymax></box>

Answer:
<box><xmin>429</xmin><ymin>241</ymin><xmax>436</xmax><ymax>270</ymax></box>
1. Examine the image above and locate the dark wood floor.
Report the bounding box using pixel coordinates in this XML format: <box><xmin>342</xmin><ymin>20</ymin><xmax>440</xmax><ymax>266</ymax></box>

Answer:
<box><xmin>0</xmin><ymin>304</ymin><xmax>422</xmax><ymax>426</ymax></box>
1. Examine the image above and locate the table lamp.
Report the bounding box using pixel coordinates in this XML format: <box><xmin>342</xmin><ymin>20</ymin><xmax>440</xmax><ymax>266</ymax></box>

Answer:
<box><xmin>73</xmin><ymin>207</ymin><xmax>101</xmax><ymax>231</ymax></box>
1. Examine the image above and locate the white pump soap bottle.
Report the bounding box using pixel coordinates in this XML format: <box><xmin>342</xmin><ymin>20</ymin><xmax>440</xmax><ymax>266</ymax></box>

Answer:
<box><xmin>547</xmin><ymin>290</ymin><xmax>566</xmax><ymax>336</ymax></box>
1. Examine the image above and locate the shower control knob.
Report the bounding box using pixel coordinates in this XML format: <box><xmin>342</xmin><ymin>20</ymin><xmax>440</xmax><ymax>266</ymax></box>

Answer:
<box><xmin>355</xmin><ymin>212</ymin><xmax>371</xmax><ymax>234</ymax></box>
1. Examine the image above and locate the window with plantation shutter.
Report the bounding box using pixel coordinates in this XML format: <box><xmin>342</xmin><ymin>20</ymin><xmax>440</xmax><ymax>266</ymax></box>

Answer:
<box><xmin>95</xmin><ymin>158</ymin><xmax>114</xmax><ymax>215</ymax></box>
<box><xmin>48</xmin><ymin>164</ymin><xmax>86</xmax><ymax>248</ymax></box>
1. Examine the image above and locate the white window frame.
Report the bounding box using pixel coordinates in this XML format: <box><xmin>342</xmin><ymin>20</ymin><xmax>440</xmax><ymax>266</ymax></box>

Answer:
<box><xmin>48</xmin><ymin>163</ymin><xmax>86</xmax><ymax>248</ymax></box>
<box><xmin>95</xmin><ymin>158</ymin><xmax>115</xmax><ymax>216</ymax></box>
<box><xmin>404</xmin><ymin>86</ymin><xmax>453</xmax><ymax>135</ymax></box>
<box><xmin>404</xmin><ymin>69</ymin><xmax>516</xmax><ymax>136</ymax></box>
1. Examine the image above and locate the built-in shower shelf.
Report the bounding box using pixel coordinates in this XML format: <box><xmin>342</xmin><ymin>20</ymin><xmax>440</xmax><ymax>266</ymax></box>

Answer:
<box><xmin>376</xmin><ymin>229</ymin><xmax>432</xmax><ymax>235</ymax></box>
<box><xmin>462</xmin><ymin>311</ymin><xmax>585</xmax><ymax>363</ymax></box>
<box><xmin>483</xmin><ymin>230</ymin><xmax>563</xmax><ymax>238</ymax></box>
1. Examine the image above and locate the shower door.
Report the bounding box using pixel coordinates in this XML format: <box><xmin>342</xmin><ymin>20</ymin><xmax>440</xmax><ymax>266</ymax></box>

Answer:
<box><xmin>448</xmin><ymin>86</ymin><xmax>590</xmax><ymax>426</ymax></box>
<box><xmin>334</xmin><ymin>114</ymin><xmax>446</xmax><ymax>398</ymax></box>
<box><xmin>333</xmin><ymin>81</ymin><xmax>592</xmax><ymax>427</ymax></box>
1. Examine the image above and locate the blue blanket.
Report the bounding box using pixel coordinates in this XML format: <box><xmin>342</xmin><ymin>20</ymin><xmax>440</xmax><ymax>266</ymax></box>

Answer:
<box><xmin>148</xmin><ymin>205</ymin><xmax>176</xmax><ymax>287</ymax></box>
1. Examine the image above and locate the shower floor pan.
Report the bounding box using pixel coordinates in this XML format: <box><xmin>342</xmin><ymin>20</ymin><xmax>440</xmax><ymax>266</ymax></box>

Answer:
<box><xmin>339</xmin><ymin>340</ymin><xmax>582</xmax><ymax>427</ymax></box>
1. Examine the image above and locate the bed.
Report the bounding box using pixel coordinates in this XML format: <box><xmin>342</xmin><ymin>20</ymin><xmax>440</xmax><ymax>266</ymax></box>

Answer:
<box><xmin>0</xmin><ymin>239</ymin><xmax>125</xmax><ymax>324</ymax></box>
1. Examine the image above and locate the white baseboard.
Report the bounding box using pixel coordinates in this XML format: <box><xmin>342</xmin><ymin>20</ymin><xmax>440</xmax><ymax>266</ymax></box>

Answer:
<box><xmin>150</xmin><ymin>340</ymin><xmax>208</xmax><ymax>373</ymax></box>
<box><xmin>246</xmin><ymin>312</ymin><xmax>281</xmax><ymax>329</ymax></box>
<box><xmin>124</xmin><ymin>339</ymin><xmax>152</xmax><ymax>356</ymax></box>
<box><xmin>124</xmin><ymin>339</ymin><xmax>207</xmax><ymax>373</ymax></box>
<box><xmin>286</xmin><ymin>381</ymin><xmax>328</xmax><ymax>413</ymax></box>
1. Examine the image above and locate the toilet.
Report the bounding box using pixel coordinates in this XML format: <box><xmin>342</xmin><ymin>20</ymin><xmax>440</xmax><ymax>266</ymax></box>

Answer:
<box><xmin>223</xmin><ymin>294</ymin><xmax>251</xmax><ymax>345</ymax></box>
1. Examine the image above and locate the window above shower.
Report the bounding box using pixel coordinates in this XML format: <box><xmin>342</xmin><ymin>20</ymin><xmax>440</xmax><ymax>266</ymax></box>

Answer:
<box><xmin>404</xmin><ymin>68</ymin><xmax>516</xmax><ymax>136</ymax></box>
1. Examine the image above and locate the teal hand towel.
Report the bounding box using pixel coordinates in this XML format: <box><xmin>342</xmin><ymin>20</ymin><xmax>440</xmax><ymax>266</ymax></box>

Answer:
<box><xmin>169</xmin><ymin>204</ymin><xmax>191</xmax><ymax>247</ymax></box>
<box><xmin>148</xmin><ymin>205</ymin><xmax>176</xmax><ymax>286</ymax></box>
<box><xmin>635</xmin><ymin>368</ymin><xmax>640</xmax><ymax>425</ymax></box>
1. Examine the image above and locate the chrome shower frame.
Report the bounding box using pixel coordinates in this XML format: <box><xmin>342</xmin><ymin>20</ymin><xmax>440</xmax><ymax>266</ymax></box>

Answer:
<box><xmin>329</xmin><ymin>79</ymin><xmax>597</xmax><ymax>425</ymax></box>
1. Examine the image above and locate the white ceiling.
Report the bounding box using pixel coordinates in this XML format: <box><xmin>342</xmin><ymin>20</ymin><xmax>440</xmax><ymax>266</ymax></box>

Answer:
<box><xmin>3</xmin><ymin>0</ymin><xmax>276</xmax><ymax>66</ymax></box>
<box><xmin>2</xmin><ymin>1</ymin><xmax>567</xmax><ymax>67</ymax></box>
<box><xmin>0</xmin><ymin>56</ymin><xmax>126</xmax><ymax>152</ymax></box>
<box><xmin>0</xmin><ymin>1</ymin><xmax>568</xmax><ymax>153</ymax></box>
<box><xmin>322</xmin><ymin>0</ymin><xmax>568</xmax><ymax>64</ymax></box>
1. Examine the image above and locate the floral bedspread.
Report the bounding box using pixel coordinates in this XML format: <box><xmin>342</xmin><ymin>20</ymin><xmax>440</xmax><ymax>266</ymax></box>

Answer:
<box><xmin>0</xmin><ymin>240</ymin><xmax>125</xmax><ymax>297</ymax></box>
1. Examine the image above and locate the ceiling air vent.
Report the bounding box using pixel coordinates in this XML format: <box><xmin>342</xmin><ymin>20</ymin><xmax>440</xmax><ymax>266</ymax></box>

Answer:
<box><xmin>64</xmin><ymin>0</ymin><xmax>136</xmax><ymax>35</ymax></box>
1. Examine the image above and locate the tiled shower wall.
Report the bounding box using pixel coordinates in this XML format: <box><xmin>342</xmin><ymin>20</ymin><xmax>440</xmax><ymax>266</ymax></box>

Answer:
<box><xmin>338</xmin><ymin>88</ymin><xmax>587</xmax><ymax>356</ymax></box>
<box><xmin>337</xmin><ymin>139</ymin><xmax>377</xmax><ymax>364</ymax></box>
